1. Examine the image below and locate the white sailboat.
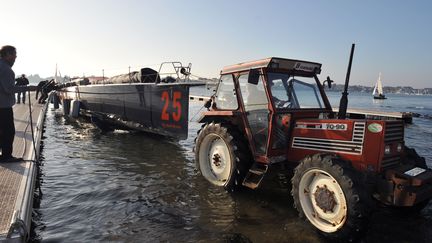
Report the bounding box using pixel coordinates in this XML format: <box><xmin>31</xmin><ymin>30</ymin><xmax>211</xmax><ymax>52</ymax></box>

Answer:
<box><xmin>373</xmin><ymin>72</ymin><xmax>386</xmax><ymax>99</ymax></box>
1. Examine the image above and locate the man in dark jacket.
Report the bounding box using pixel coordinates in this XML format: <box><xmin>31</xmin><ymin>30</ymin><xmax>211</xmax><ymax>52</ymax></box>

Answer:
<box><xmin>0</xmin><ymin>45</ymin><xmax>37</xmax><ymax>162</ymax></box>
<box><xmin>37</xmin><ymin>79</ymin><xmax>55</xmax><ymax>104</ymax></box>
<box><xmin>35</xmin><ymin>79</ymin><xmax>48</xmax><ymax>102</ymax></box>
<box><xmin>15</xmin><ymin>73</ymin><xmax>29</xmax><ymax>104</ymax></box>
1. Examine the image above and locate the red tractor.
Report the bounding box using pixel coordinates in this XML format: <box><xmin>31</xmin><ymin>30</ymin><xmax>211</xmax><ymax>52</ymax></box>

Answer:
<box><xmin>194</xmin><ymin>48</ymin><xmax>432</xmax><ymax>240</ymax></box>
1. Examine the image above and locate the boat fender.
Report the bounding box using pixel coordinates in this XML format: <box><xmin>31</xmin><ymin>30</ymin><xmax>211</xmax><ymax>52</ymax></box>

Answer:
<box><xmin>63</xmin><ymin>99</ymin><xmax>71</xmax><ymax>115</ymax></box>
<box><xmin>71</xmin><ymin>100</ymin><xmax>80</xmax><ymax>118</ymax></box>
<box><xmin>53</xmin><ymin>94</ymin><xmax>60</xmax><ymax>109</ymax></box>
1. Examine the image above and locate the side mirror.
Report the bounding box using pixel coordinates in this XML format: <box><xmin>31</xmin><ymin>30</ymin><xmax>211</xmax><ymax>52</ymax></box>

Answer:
<box><xmin>248</xmin><ymin>69</ymin><xmax>260</xmax><ymax>85</ymax></box>
<box><xmin>324</xmin><ymin>76</ymin><xmax>334</xmax><ymax>89</ymax></box>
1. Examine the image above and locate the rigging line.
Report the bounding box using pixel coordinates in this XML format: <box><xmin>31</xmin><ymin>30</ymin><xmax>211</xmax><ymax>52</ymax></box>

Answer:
<box><xmin>189</xmin><ymin>73</ymin><xmax>208</xmax><ymax>80</ymax></box>
<box><xmin>189</xmin><ymin>105</ymin><xmax>206</xmax><ymax>122</ymax></box>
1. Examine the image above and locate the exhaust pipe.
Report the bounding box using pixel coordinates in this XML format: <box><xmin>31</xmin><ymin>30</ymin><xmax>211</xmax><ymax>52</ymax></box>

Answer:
<box><xmin>338</xmin><ymin>43</ymin><xmax>355</xmax><ymax>119</ymax></box>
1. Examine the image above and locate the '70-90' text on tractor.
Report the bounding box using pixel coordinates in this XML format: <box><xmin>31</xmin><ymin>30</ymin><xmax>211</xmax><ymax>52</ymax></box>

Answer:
<box><xmin>193</xmin><ymin>49</ymin><xmax>432</xmax><ymax>240</ymax></box>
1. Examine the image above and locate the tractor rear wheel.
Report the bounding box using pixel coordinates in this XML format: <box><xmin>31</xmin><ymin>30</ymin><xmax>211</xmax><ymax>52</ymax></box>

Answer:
<box><xmin>291</xmin><ymin>154</ymin><xmax>369</xmax><ymax>241</ymax></box>
<box><xmin>194</xmin><ymin>122</ymin><xmax>250</xmax><ymax>191</ymax></box>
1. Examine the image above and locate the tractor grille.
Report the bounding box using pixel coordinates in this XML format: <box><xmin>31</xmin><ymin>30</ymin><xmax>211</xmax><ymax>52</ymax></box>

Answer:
<box><xmin>381</xmin><ymin>120</ymin><xmax>404</xmax><ymax>170</ymax></box>
<box><xmin>384</xmin><ymin>120</ymin><xmax>404</xmax><ymax>143</ymax></box>
<box><xmin>353</xmin><ymin>122</ymin><xmax>366</xmax><ymax>143</ymax></box>
<box><xmin>291</xmin><ymin>122</ymin><xmax>365</xmax><ymax>155</ymax></box>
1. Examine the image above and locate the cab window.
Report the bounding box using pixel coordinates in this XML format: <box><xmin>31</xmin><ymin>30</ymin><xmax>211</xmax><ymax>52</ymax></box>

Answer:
<box><xmin>238</xmin><ymin>73</ymin><xmax>268</xmax><ymax>111</ymax></box>
<box><xmin>214</xmin><ymin>74</ymin><xmax>238</xmax><ymax>110</ymax></box>
<box><xmin>267</xmin><ymin>72</ymin><xmax>324</xmax><ymax>109</ymax></box>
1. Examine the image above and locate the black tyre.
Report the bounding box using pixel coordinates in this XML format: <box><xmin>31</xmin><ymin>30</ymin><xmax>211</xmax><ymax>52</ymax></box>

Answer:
<box><xmin>194</xmin><ymin>122</ymin><xmax>251</xmax><ymax>191</ymax></box>
<box><xmin>398</xmin><ymin>146</ymin><xmax>430</xmax><ymax>213</ymax></box>
<box><xmin>404</xmin><ymin>146</ymin><xmax>427</xmax><ymax>169</ymax></box>
<box><xmin>291</xmin><ymin>154</ymin><xmax>370</xmax><ymax>241</ymax></box>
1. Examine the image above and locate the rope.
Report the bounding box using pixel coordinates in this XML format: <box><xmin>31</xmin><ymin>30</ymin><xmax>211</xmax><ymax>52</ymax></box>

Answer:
<box><xmin>27</xmin><ymin>91</ymin><xmax>38</xmax><ymax>162</ymax></box>
<box><xmin>6</xmin><ymin>218</ymin><xmax>28</xmax><ymax>241</ymax></box>
<box><xmin>25</xmin><ymin>91</ymin><xmax>44</xmax><ymax>198</ymax></box>
<box><xmin>189</xmin><ymin>73</ymin><xmax>208</xmax><ymax>80</ymax></box>
<box><xmin>189</xmin><ymin>105</ymin><xmax>206</xmax><ymax>122</ymax></box>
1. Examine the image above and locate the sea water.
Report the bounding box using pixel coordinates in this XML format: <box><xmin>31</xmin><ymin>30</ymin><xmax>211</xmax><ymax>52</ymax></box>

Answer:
<box><xmin>32</xmin><ymin>87</ymin><xmax>432</xmax><ymax>242</ymax></box>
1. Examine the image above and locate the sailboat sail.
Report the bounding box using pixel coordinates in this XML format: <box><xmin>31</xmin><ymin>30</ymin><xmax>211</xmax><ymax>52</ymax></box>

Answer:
<box><xmin>376</xmin><ymin>73</ymin><xmax>384</xmax><ymax>95</ymax></box>
<box><xmin>373</xmin><ymin>72</ymin><xmax>386</xmax><ymax>99</ymax></box>
<box><xmin>372</xmin><ymin>83</ymin><xmax>377</xmax><ymax>96</ymax></box>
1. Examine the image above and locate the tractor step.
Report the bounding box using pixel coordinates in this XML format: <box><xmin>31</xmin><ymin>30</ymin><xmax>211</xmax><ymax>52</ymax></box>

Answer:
<box><xmin>242</xmin><ymin>163</ymin><xmax>268</xmax><ymax>189</ymax></box>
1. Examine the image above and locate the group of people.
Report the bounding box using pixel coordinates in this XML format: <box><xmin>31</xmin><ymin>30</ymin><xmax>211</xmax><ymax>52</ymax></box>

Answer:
<box><xmin>15</xmin><ymin>73</ymin><xmax>29</xmax><ymax>103</ymax></box>
<box><xmin>14</xmin><ymin>73</ymin><xmax>53</xmax><ymax>104</ymax></box>
<box><xmin>0</xmin><ymin>45</ymin><xmax>39</xmax><ymax>163</ymax></box>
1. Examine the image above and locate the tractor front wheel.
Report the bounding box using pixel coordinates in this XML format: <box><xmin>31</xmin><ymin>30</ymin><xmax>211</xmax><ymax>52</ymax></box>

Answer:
<box><xmin>194</xmin><ymin>122</ymin><xmax>250</xmax><ymax>191</ymax></box>
<box><xmin>291</xmin><ymin>154</ymin><xmax>369</xmax><ymax>241</ymax></box>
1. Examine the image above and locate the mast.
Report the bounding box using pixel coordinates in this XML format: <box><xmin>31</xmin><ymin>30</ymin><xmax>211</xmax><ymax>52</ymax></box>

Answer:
<box><xmin>55</xmin><ymin>63</ymin><xmax>58</xmax><ymax>83</ymax></box>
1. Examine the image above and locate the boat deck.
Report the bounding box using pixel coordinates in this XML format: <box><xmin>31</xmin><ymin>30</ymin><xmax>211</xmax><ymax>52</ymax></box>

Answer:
<box><xmin>0</xmin><ymin>93</ymin><xmax>46</xmax><ymax>242</ymax></box>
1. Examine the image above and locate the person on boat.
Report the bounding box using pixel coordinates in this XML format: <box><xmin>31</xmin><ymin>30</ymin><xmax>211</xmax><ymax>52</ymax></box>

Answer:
<box><xmin>0</xmin><ymin>45</ymin><xmax>37</xmax><ymax>163</ymax></box>
<box><xmin>38</xmin><ymin>79</ymin><xmax>56</xmax><ymax>104</ymax></box>
<box><xmin>15</xmin><ymin>73</ymin><xmax>29</xmax><ymax>104</ymax></box>
<box><xmin>35</xmin><ymin>79</ymin><xmax>48</xmax><ymax>103</ymax></box>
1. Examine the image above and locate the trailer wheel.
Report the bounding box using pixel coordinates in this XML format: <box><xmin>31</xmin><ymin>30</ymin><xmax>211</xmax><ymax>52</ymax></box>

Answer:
<box><xmin>291</xmin><ymin>154</ymin><xmax>368</xmax><ymax>240</ymax></box>
<box><xmin>194</xmin><ymin>122</ymin><xmax>250</xmax><ymax>191</ymax></box>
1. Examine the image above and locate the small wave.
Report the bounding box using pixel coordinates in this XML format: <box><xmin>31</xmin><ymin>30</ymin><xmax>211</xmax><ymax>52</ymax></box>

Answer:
<box><xmin>406</xmin><ymin>112</ymin><xmax>432</xmax><ymax>119</ymax></box>
<box><xmin>422</xmin><ymin>114</ymin><xmax>432</xmax><ymax>120</ymax></box>
<box><xmin>406</xmin><ymin>106</ymin><xmax>425</xmax><ymax>109</ymax></box>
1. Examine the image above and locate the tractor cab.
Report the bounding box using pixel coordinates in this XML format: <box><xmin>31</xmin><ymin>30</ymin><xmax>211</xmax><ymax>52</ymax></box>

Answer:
<box><xmin>202</xmin><ymin>57</ymin><xmax>332</xmax><ymax>164</ymax></box>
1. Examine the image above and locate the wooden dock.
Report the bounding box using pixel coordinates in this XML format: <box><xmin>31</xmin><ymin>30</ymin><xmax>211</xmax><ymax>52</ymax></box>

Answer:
<box><xmin>0</xmin><ymin>93</ymin><xmax>47</xmax><ymax>242</ymax></box>
<box><xmin>189</xmin><ymin>95</ymin><xmax>413</xmax><ymax>123</ymax></box>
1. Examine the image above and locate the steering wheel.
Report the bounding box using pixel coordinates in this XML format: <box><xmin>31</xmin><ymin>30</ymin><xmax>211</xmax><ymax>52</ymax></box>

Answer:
<box><xmin>282</xmin><ymin>101</ymin><xmax>292</xmax><ymax>108</ymax></box>
<box><xmin>275</xmin><ymin>99</ymin><xmax>291</xmax><ymax>108</ymax></box>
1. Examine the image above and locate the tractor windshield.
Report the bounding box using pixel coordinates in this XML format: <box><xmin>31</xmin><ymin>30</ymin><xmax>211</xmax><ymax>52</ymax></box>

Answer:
<box><xmin>267</xmin><ymin>72</ymin><xmax>324</xmax><ymax>109</ymax></box>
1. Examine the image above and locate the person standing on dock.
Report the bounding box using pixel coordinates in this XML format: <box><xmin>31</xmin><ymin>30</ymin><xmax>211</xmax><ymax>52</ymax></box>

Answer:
<box><xmin>15</xmin><ymin>73</ymin><xmax>29</xmax><ymax>104</ymax></box>
<box><xmin>0</xmin><ymin>45</ymin><xmax>36</xmax><ymax>163</ymax></box>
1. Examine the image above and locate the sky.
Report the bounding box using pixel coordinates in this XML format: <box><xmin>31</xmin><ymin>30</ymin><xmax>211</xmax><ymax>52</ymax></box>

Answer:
<box><xmin>2</xmin><ymin>0</ymin><xmax>432</xmax><ymax>88</ymax></box>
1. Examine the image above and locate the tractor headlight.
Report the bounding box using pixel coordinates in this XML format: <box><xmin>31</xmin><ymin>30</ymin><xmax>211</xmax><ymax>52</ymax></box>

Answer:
<box><xmin>397</xmin><ymin>143</ymin><xmax>403</xmax><ymax>152</ymax></box>
<box><xmin>385</xmin><ymin>145</ymin><xmax>391</xmax><ymax>154</ymax></box>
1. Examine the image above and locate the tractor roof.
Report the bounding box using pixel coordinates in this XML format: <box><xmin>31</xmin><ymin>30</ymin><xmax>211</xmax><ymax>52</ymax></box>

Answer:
<box><xmin>221</xmin><ymin>57</ymin><xmax>322</xmax><ymax>75</ymax></box>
